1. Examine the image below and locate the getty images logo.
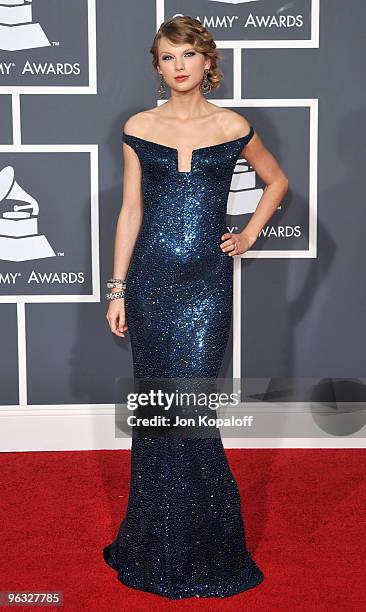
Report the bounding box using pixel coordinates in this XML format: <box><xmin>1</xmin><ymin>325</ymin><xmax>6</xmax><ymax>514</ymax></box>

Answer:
<box><xmin>0</xmin><ymin>0</ymin><xmax>50</xmax><ymax>51</ymax></box>
<box><xmin>0</xmin><ymin>165</ymin><xmax>55</xmax><ymax>262</ymax></box>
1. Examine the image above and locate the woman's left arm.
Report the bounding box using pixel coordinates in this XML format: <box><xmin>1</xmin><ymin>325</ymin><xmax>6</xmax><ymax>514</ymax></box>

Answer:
<box><xmin>241</xmin><ymin>130</ymin><xmax>289</xmax><ymax>249</ymax></box>
<box><xmin>221</xmin><ymin>129</ymin><xmax>289</xmax><ymax>256</ymax></box>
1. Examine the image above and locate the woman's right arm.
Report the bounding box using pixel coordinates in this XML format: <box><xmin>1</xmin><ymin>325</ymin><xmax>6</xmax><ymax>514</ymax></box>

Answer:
<box><xmin>106</xmin><ymin>122</ymin><xmax>143</xmax><ymax>338</ymax></box>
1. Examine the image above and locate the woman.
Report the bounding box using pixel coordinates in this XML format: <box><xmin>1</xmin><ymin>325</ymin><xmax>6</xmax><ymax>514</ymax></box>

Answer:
<box><xmin>103</xmin><ymin>16</ymin><xmax>288</xmax><ymax>599</ymax></box>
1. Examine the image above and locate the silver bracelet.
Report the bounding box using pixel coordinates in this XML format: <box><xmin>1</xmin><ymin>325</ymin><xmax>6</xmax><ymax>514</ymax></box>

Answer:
<box><xmin>107</xmin><ymin>278</ymin><xmax>126</xmax><ymax>289</ymax></box>
<box><xmin>105</xmin><ymin>289</ymin><xmax>125</xmax><ymax>301</ymax></box>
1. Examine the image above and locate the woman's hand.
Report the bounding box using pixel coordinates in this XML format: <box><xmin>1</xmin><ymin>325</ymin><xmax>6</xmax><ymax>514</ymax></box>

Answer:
<box><xmin>106</xmin><ymin>297</ymin><xmax>128</xmax><ymax>337</ymax></box>
<box><xmin>220</xmin><ymin>231</ymin><xmax>256</xmax><ymax>257</ymax></box>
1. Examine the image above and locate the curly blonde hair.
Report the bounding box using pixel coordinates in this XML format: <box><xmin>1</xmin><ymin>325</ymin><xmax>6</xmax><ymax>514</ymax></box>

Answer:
<box><xmin>150</xmin><ymin>15</ymin><xmax>223</xmax><ymax>91</ymax></box>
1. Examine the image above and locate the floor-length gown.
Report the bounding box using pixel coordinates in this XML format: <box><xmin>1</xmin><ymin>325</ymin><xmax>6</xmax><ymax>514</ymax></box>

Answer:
<box><xmin>103</xmin><ymin>124</ymin><xmax>264</xmax><ymax>598</ymax></box>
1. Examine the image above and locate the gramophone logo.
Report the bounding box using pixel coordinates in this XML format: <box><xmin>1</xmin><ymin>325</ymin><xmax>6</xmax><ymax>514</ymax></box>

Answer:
<box><xmin>227</xmin><ymin>158</ymin><xmax>263</xmax><ymax>215</ymax></box>
<box><xmin>0</xmin><ymin>0</ymin><xmax>50</xmax><ymax>51</ymax></box>
<box><xmin>0</xmin><ymin>165</ymin><xmax>55</xmax><ymax>262</ymax></box>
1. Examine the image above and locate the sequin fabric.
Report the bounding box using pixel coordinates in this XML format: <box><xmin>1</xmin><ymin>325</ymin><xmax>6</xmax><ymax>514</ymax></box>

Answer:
<box><xmin>103</xmin><ymin>126</ymin><xmax>264</xmax><ymax>599</ymax></box>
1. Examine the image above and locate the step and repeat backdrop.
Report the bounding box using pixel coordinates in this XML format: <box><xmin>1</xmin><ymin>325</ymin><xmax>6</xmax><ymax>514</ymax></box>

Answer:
<box><xmin>0</xmin><ymin>0</ymin><xmax>364</xmax><ymax>438</ymax></box>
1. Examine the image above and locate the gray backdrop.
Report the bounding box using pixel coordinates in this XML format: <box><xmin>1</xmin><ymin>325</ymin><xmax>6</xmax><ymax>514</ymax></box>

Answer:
<box><xmin>0</xmin><ymin>0</ymin><xmax>364</xmax><ymax>409</ymax></box>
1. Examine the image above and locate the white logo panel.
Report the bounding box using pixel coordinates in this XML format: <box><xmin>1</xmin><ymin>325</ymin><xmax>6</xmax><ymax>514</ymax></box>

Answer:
<box><xmin>159</xmin><ymin>0</ymin><xmax>319</xmax><ymax>48</ymax></box>
<box><xmin>0</xmin><ymin>145</ymin><xmax>99</xmax><ymax>302</ymax></box>
<box><xmin>0</xmin><ymin>0</ymin><xmax>97</xmax><ymax>93</ymax></box>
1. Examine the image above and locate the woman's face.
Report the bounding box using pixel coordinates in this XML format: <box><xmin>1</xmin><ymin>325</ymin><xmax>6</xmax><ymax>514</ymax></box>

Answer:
<box><xmin>156</xmin><ymin>36</ymin><xmax>210</xmax><ymax>92</ymax></box>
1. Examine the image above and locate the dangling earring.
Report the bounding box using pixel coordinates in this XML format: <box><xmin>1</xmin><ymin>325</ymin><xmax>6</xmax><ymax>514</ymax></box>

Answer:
<box><xmin>200</xmin><ymin>69</ymin><xmax>211</xmax><ymax>95</ymax></box>
<box><xmin>157</xmin><ymin>73</ymin><xmax>167</xmax><ymax>99</ymax></box>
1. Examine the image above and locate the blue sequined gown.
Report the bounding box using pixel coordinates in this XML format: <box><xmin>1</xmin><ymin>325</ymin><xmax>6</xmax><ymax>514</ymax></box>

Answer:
<box><xmin>103</xmin><ymin>125</ymin><xmax>264</xmax><ymax>598</ymax></box>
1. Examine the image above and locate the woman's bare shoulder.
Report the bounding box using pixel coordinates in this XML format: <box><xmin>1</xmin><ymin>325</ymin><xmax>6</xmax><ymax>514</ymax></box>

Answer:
<box><xmin>122</xmin><ymin>108</ymin><xmax>160</xmax><ymax>138</ymax></box>
<box><xmin>211</xmin><ymin>108</ymin><xmax>252</xmax><ymax>140</ymax></box>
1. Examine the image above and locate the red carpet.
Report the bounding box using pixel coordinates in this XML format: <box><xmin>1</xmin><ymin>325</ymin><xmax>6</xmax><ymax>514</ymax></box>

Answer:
<box><xmin>0</xmin><ymin>449</ymin><xmax>365</xmax><ymax>611</ymax></box>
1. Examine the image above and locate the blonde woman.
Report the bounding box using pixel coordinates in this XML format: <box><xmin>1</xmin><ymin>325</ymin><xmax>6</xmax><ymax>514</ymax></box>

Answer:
<box><xmin>104</xmin><ymin>15</ymin><xmax>288</xmax><ymax>599</ymax></box>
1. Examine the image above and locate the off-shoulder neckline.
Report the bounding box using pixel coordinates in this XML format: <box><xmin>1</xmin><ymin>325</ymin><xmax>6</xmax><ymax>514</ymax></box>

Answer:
<box><xmin>121</xmin><ymin>126</ymin><xmax>254</xmax><ymax>154</ymax></box>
